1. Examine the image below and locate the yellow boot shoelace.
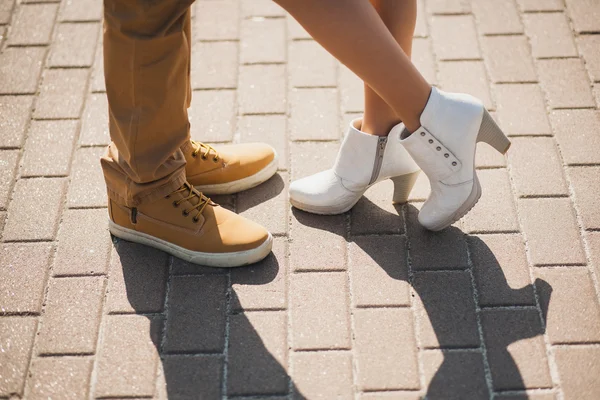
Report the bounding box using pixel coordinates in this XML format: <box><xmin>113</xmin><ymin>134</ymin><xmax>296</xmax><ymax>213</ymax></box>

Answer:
<box><xmin>166</xmin><ymin>183</ymin><xmax>212</xmax><ymax>223</ymax></box>
<box><xmin>191</xmin><ymin>140</ymin><xmax>220</xmax><ymax>162</ymax></box>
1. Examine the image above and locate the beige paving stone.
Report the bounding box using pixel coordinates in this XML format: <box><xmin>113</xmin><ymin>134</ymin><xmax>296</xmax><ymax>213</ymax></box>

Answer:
<box><xmin>227</xmin><ymin>311</ymin><xmax>288</xmax><ymax>396</ymax></box>
<box><xmin>555</xmin><ymin>346</ymin><xmax>600</xmax><ymax>400</ymax></box>
<box><xmin>290</xmin><ymin>141</ymin><xmax>339</xmax><ymax>181</ymax></box>
<box><xmin>238</xmin><ymin>64</ymin><xmax>286</xmax><ymax>114</ymax></box>
<box><xmin>354</xmin><ymin>308</ymin><xmax>419</xmax><ymax>390</ymax></box>
<box><xmin>413</xmin><ymin>271</ymin><xmax>480</xmax><ymax>348</ymax></box>
<box><xmin>80</xmin><ymin>92</ymin><xmax>109</xmax><ymax>146</ymax></box>
<box><xmin>414</xmin><ymin>0</ymin><xmax>428</xmax><ymax>38</ymax></box>
<box><xmin>517</xmin><ymin>0</ymin><xmax>564</xmax><ymax>11</ymax></box>
<box><xmin>518</xmin><ymin>198</ymin><xmax>586</xmax><ymax>266</ymax></box>
<box><xmin>507</xmin><ymin>137</ymin><xmax>568</xmax><ymax>197</ymax></box>
<box><xmin>438</xmin><ymin>61</ymin><xmax>493</xmax><ymax>110</ymax></box>
<box><xmin>49</xmin><ymin>22</ymin><xmax>99</xmax><ymax>67</ymax></box>
<box><xmin>7</xmin><ymin>3</ymin><xmax>57</xmax><ymax>45</ymax></box>
<box><xmin>578</xmin><ymin>35</ymin><xmax>600</xmax><ymax>82</ymax></box>
<box><xmin>431</xmin><ymin>16</ymin><xmax>480</xmax><ymax>61</ymax></box>
<box><xmin>106</xmin><ymin>242</ymin><xmax>168</xmax><ymax>314</ymax></box>
<box><xmin>160</xmin><ymin>355</ymin><xmax>223</xmax><ymax>399</ymax></box>
<box><xmin>427</xmin><ymin>0</ymin><xmax>470</xmax><ymax>14</ymax></box>
<box><xmin>0</xmin><ymin>317</ymin><xmax>37</xmax><ymax>397</ymax></box>
<box><xmin>0</xmin><ymin>0</ymin><xmax>14</xmax><ymax>24</ymax></box>
<box><xmin>468</xmin><ymin>234</ymin><xmax>535</xmax><ymax>306</ymax></box>
<box><xmin>523</xmin><ymin>13</ymin><xmax>577</xmax><ymax>58</ymax></box>
<box><xmin>534</xmin><ymin>268</ymin><xmax>600</xmax><ymax>344</ymax></box>
<box><xmin>290</xmin><ymin>272</ymin><xmax>350</xmax><ymax>350</ymax></box>
<box><xmin>0</xmin><ymin>243</ymin><xmax>52</xmax><ymax>313</ymax></box>
<box><xmin>0</xmin><ymin>47</ymin><xmax>46</xmax><ymax>94</ymax></box>
<box><xmin>95</xmin><ymin>314</ymin><xmax>161</xmax><ymax>398</ymax></box>
<box><xmin>495</xmin><ymin>84</ymin><xmax>551</xmax><ymax>136</ymax></box>
<box><xmin>588</xmin><ymin>232</ymin><xmax>600</xmax><ymax>286</ymax></box>
<box><xmin>66</xmin><ymin>147</ymin><xmax>107</xmax><ymax>208</ymax></box>
<box><xmin>240</xmin><ymin>18</ymin><xmax>285</xmax><ymax>64</ymax></box>
<box><xmin>462</xmin><ymin>169</ymin><xmax>519</xmax><ymax>233</ymax></box>
<box><xmin>241</xmin><ymin>0</ymin><xmax>284</xmax><ymax>17</ymax></box>
<box><xmin>349</xmin><ymin>236</ymin><xmax>410</xmax><ymax>307</ymax></box>
<box><xmin>189</xmin><ymin>90</ymin><xmax>235</xmax><ymax>142</ymax></box>
<box><xmin>361</xmin><ymin>393</ymin><xmax>422</xmax><ymax>400</ymax></box>
<box><xmin>472</xmin><ymin>0</ymin><xmax>523</xmax><ymax>35</ymax></box>
<box><xmin>496</xmin><ymin>394</ymin><xmax>557</xmax><ymax>400</ymax></box>
<box><xmin>3</xmin><ymin>177</ymin><xmax>67</xmax><ymax>241</ymax></box>
<box><xmin>291</xmin><ymin>351</ymin><xmax>353</xmax><ymax>400</ymax></box>
<box><xmin>550</xmin><ymin>109</ymin><xmax>600</xmax><ymax>165</ymax></box>
<box><xmin>90</xmin><ymin>41</ymin><xmax>105</xmax><ymax>93</ymax></box>
<box><xmin>421</xmin><ymin>350</ymin><xmax>488</xmax><ymax>399</ymax></box>
<box><xmin>191</xmin><ymin>41</ymin><xmax>238</xmax><ymax>89</ymax></box>
<box><xmin>593</xmin><ymin>84</ymin><xmax>600</xmax><ymax>107</ymax></box>
<box><xmin>568</xmin><ymin>166</ymin><xmax>600</xmax><ymax>229</ymax></box>
<box><xmin>289</xmin><ymin>40</ymin><xmax>336</xmax><ymax>88</ymax></box>
<box><xmin>290</xmin><ymin>211</ymin><xmax>346</xmax><ymax>272</ymax></box>
<box><xmin>34</xmin><ymin>68</ymin><xmax>88</xmax><ymax>119</ymax></box>
<box><xmin>26</xmin><ymin>357</ymin><xmax>93</xmax><ymax>400</ymax></box>
<box><xmin>0</xmin><ymin>149</ymin><xmax>19</xmax><ymax>209</ymax></box>
<box><xmin>351</xmin><ymin>180</ymin><xmax>405</xmax><ymax>235</ymax></box>
<box><xmin>22</xmin><ymin>120</ymin><xmax>78</xmax><ymax>177</ymax></box>
<box><xmin>287</xmin><ymin>14</ymin><xmax>310</xmax><ymax>40</ymax></box>
<box><xmin>53</xmin><ymin>208</ymin><xmax>111</xmax><ymax>276</ymax></box>
<box><xmin>59</xmin><ymin>0</ymin><xmax>102</xmax><ymax>21</ymax></box>
<box><xmin>412</xmin><ymin>37</ymin><xmax>437</xmax><ymax>85</ymax></box>
<box><xmin>476</xmin><ymin>142</ymin><xmax>507</xmax><ymax>168</ymax></box>
<box><xmin>339</xmin><ymin>64</ymin><xmax>364</xmax><ymax>113</ymax></box>
<box><xmin>195</xmin><ymin>0</ymin><xmax>239</xmax><ymax>40</ymax></box>
<box><xmin>37</xmin><ymin>276</ymin><xmax>105</xmax><ymax>354</ymax></box>
<box><xmin>231</xmin><ymin>238</ymin><xmax>287</xmax><ymax>311</ymax></box>
<box><xmin>238</xmin><ymin>172</ymin><xmax>288</xmax><ymax>236</ymax></box>
<box><xmin>482</xmin><ymin>309</ymin><xmax>552</xmax><ymax>390</ymax></box>
<box><xmin>481</xmin><ymin>36</ymin><xmax>537</xmax><ymax>83</ymax></box>
<box><xmin>239</xmin><ymin>115</ymin><xmax>288</xmax><ymax>170</ymax></box>
<box><xmin>0</xmin><ymin>95</ymin><xmax>34</xmax><ymax>148</ymax></box>
<box><xmin>565</xmin><ymin>0</ymin><xmax>600</xmax><ymax>33</ymax></box>
<box><xmin>289</xmin><ymin>88</ymin><xmax>339</xmax><ymax>140</ymax></box>
<box><xmin>538</xmin><ymin>59</ymin><xmax>595</xmax><ymax>109</ymax></box>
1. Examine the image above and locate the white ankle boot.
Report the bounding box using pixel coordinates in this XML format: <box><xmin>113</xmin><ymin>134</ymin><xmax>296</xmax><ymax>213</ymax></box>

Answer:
<box><xmin>289</xmin><ymin>119</ymin><xmax>420</xmax><ymax>215</ymax></box>
<box><xmin>399</xmin><ymin>87</ymin><xmax>511</xmax><ymax>231</ymax></box>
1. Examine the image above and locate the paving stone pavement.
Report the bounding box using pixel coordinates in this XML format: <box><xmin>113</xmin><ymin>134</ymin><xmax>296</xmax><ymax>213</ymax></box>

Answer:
<box><xmin>1</xmin><ymin>0</ymin><xmax>600</xmax><ymax>399</ymax></box>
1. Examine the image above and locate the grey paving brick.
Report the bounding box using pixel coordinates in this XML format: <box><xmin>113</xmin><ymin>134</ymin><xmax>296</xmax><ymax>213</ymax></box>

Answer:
<box><xmin>163</xmin><ymin>275</ymin><xmax>227</xmax><ymax>353</ymax></box>
<box><xmin>22</xmin><ymin>120</ymin><xmax>78</xmax><ymax>177</ymax></box>
<box><xmin>1</xmin><ymin>243</ymin><xmax>51</xmax><ymax>314</ymax></box>
<box><xmin>49</xmin><ymin>22</ymin><xmax>99</xmax><ymax>67</ymax></box>
<box><xmin>517</xmin><ymin>0</ymin><xmax>564</xmax><ymax>11</ymax></box>
<box><xmin>414</xmin><ymin>0</ymin><xmax>427</xmax><ymax>38</ymax></box>
<box><xmin>351</xmin><ymin>180</ymin><xmax>405</xmax><ymax>235</ymax></box>
<box><xmin>427</xmin><ymin>0</ymin><xmax>470</xmax><ymax>14</ymax></box>
<box><xmin>67</xmin><ymin>147</ymin><xmax>106</xmax><ymax>208</ymax></box>
<box><xmin>291</xmin><ymin>351</ymin><xmax>353</xmax><ymax>400</ymax></box>
<box><xmin>95</xmin><ymin>315</ymin><xmax>162</xmax><ymax>398</ymax></box>
<box><xmin>3</xmin><ymin>177</ymin><xmax>67</xmax><ymax>241</ymax></box>
<box><xmin>550</xmin><ymin>109</ymin><xmax>600</xmax><ymax>165</ymax></box>
<box><xmin>195</xmin><ymin>0</ymin><xmax>239</xmax><ymax>40</ymax></box>
<box><xmin>231</xmin><ymin>237</ymin><xmax>287</xmax><ymax>311</ymax></box>
<box><xmin>290</xmin><ymin>272</ymin><xmax>350</xmax><ymax>350</ymax></box>
<box><xmin>412</xmin><ymin>37</ymin><xmax>437</xmax><ymax>85</ymax></box>
<box><xmin>438</xmin><ymin>61</ymin><xmax>493</xmax><ymax>111</ymax></box>
<box><xmin>534</xmin><ymin>268</ymin><xmax>600</xmax><ymax>344</ymax></box>
<box><xmin>538</xmin><ymin>59</ymin><xmax>595</xmax><ymax>109</ymax></box>
<box><xmin>472</xmin><ymin>0</ymin><xmax>523</xmax><ymax>35</ymax></box>
<box><xmin>495</xmin><ymin>84</ymin><xmax>551</xmax><ymax>136</ymax></box>
<box><xmin>0</xmin><ymin>47</ymin><xmax>46</xmax><ymax>94</ymax></box>
<box><xmin>161</xmin><ymin>355</ymin><xmax>223</xmax><ymax>399</ymax></box>
<box><xmin>238</xmin><ymin>172</ymin><xmax>288</xmax><ymax>236</ymax></box>
<box><xmin>481</xmin><ymin>309</ymin><xmax>552</xmax><ymax>390</ymax></box>
<box><xmin>59</xmin><ymin>0</ymin><xmax>102</xmax><ymax>21</ymax></box>
<box><xmin>421</xmin><ymin>350</ymin><xmax>488</xmax><ymax>399</ymax></box>
<box><xmin>37</xmin><ymin>276</ymin><xmax>105</xmax><ymax>354</ymax></box>
<box><xmin>239</xmin><ymin>115</ymin><xmax>288</xmax><ymax>170</ymax></box>
<box><xmin>0</xmin><ymin>0</ymin><xmax>14</xmax><ymax>24</ymax></box>
<box><xmin>339</xmin><ymin>64</ymin><xmax>364</xmax><ymax>113</ymax></box>
<box><xmin>481</xmin><ymin>36</ymin><xmax>537</xmax><ymax>83</ymax></box>
<box><xmin>26</xmin><ymin>357</ymin><xmax>93</xmax><ymax>400</ymax></box>
<box><xmin>240</xmin><ymin>18</ymin><xmax>285</xmax><ymax>64</ymax></box>
<box><xmin>289</xmin><ymin>40</ymin><xmax>336</xmax><ymax>88</ymax></box>
<box><xmin>349</xmin><ymin>236</ymin><xmax>410</xmax><ymax>307</ymax></box>
<box><xmin>565</xmin><ymin>0</ymin><xmax>600</xmax><ymax>33</ymax></box>
<box><xmin>588</xmin><ymin>231</ymin><xmax>600</xmax><ymax>286</ymax></box>
<box><xmin>463</xmin><ymin>169</ymin><xmax>519</xmax><ymax>233</ymax></box>
<box><xmin>7</xmin><ymin>3</ymin><xmax>57</xmax><ymax>45</ymax></box>
<box><xmin>468</xmin><ymin>234</ymin><xmax>535</xmax><ymax>307</ymax></box>
<box><xmin>413</xmin><ymin>271</ymin><xmax>480</xmax><ymax>348</ymax></box>
<box><xmin>578</xmin><ymin>35</ymin><xmax>600</xmax><ymax>82</ymax></box>
<box><xmin>34</xmin><ymin>68</ymin><xmax>88</xmax><ymax>119</ymax></box>
<box><xmin>431</xmin><ymin>16</ymin><xmax>480</xmax><ymax>61</ymax></box>
<box><xmin>523</xmin><ymin>13</ymin><xmax>577</xmax><ymax>58</ymax></box>
<box><xmin>555</xmin><ymin>346</ymin><xmax>600</xmax><ymax>400</ymax></box>
<box><xmin>0</xmin><ymin>317</ymin><xmax>37</xmax><ymax>397</ymax></box>
<box><xmin>106</xmin><ymin>242</ymin><xmax>168</xmax><ymax>314</ymax></box>
<box><xmin>238</xmin><ymin>65</ymin><xmax>286</xmax><ymax>114</ymax></box>
<box><xmin>518</xmin><ymin>198</ymin><xmax>586</xmax><ymax>266</ymax></box>
<box><xmin>0</xmin><ymin>149</ymin><xmax>19</xmax><ymax>209</ymax></box>
<box><xmin>361</xmin><ymin>392</ymin><xmax>422</xmax><ymax>400</ymax></box>
<box><xmin>496</xmin><ymin>394</ymin><xmax>557</xmax><ymax>400</ymax></box>
<box><xmin>568</xmin><ymin>166</ymin><xmax>600</xmax><ymax>229</ymax></box>
<box><xmin>354</xmin><ymin>308</ymin><xmax>419</xmax><ymax>390</ymax></box>
<box><xmin>80</xmin><ymin>93</ymin><xmax>109</xmax><ymax>146</ymax></box>
<box><xmin>90</xmin><ymin>42</ymin><xmax>105</xmax><ymax>93</ymax></box>
<box><xmin>287</xmin><ymin>14</ymin><xmax>310</xmax><ymax>40</ymax></box>
<box><xmin>189</xmin><ymin>90</ymin><xmax>235</xmax><ymax>143</ymax></box>
<box><xmin>241</xmin><ymin>0</ymin><xmax>284</xmax><ymax>17</ymax></box>
<box><xmin>227</xmin><ymin>311</ymin><xmax>288</xmax><ymax>396</ymax></box>
<box><xmin>508</xmin><ymin>137</ymin><xmax>568</xmax><ymax>197</ymax></box>
<box><xmin>476</xmin><ymin>141</ymin><xmax>507</xmax><ymax>168</ymax></box>
<box><xmin>289</xmin><ymin>88</ymin><xmax>339</xmax><ymax>141</ymax></box>
<box><xmin>0</xmin><ymin>95</ymin><xmax>34</xmax><ymax>148</ymax></box>
<box><xmin>191</xmin><ymin>41</ymin><xmax>238</xmax><ymax>89</ymax></box>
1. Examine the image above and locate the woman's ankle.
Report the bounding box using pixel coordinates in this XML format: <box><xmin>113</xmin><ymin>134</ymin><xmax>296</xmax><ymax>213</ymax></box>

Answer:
<box><xmin>361</xmin><ymin>117</ymin><xmax>402</xmax><ymax>137</ymax></box>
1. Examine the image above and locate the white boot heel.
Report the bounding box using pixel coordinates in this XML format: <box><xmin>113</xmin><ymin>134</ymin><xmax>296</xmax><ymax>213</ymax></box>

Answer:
<box><xmin>477</xmin><ymin>110</ymin><xmax>511</xmax><ymax>154</ymax></box>
<box><xmin>390</xmin><ymin>171</ymin><xmax>420</xmax><ymax>204</ymax></box>
<box><xmin>289</xmin><ymin>118</ymin><xmax>420</xmax><ymax>215</ymax></box>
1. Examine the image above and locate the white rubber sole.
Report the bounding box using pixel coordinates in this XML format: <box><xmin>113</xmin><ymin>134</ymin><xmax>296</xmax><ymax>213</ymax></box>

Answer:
<box><xmin>194</xmin><ymin>156</ymin><xmax>278</xmax><ymax>195</ymax></box>
<box><xmin>109</xmin><ymin>220</ymin><xmax>273</xmax><ymax>268</ymax></box>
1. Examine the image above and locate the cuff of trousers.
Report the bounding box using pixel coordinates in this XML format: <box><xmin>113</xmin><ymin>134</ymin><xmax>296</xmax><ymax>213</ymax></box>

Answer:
<box><xmin>106</xmin><ymin>169</ymin><xmax>187</xmax><ymax>208</ymax></box>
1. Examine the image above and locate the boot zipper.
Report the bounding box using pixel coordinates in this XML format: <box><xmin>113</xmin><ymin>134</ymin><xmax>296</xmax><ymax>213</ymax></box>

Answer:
<box><xmin>368</xmin><ymin>137</ymin><xmax>387</xmax><ymax>185</ymax></box>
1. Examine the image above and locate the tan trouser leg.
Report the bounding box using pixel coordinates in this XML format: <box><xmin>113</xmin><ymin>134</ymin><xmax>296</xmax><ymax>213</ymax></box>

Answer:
<box><xmin>101</xmin><ymin>0</ymin><xmax>195</xmax><ymax>207</ymax></box>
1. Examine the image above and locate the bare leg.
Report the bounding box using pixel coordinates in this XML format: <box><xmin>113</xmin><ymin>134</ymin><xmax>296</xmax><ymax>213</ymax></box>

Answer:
<box><xmin>275</xmin><ymin>0</ymin><xmax>430</xmax><ymax>132</ymax></box>
<box><xmin>362</xmin><ymin>0</ymin><xmax>417</xmax><ymax>136</ymax></box>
